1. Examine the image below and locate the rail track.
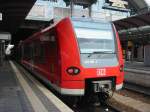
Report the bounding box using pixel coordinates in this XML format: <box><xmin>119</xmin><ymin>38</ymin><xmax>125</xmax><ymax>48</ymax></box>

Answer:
<box><xmin>66</xmin><ymin>99</ymin><xmax>120</xmax><ymax>112</ymax></box>
<box><xmin>62</xmin><ymin>94</ymin><xmax>121</xmax><ymax>112</ymax></box>
<box><xmin>72</xmin><ymin>104</ymin><xmax>119</xmax><ymax>112</ymax></box>
<box><xmin>124</xmin><ymin>81</ymin><xmax>150</xmax><ymax>96</ymax></box>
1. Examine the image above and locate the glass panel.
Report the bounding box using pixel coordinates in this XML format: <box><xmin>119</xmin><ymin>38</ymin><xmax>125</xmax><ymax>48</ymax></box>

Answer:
<box><xmin>75</xmin><ymin>28</ymin><xmax>113</xmax><ymax>39</ymax></box>
<box><xmin>74</xmin><ymin>27</ymin><xmax>115</xmax><ymax>53</ymax></box>
<box><xmin>77</xmin><ymin>38</ymin><xmax>115</xmax><ymax>53</ymax></box>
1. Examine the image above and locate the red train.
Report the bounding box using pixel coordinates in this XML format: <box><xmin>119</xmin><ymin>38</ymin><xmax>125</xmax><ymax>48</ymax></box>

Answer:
<box><xmin>18</xmin><ymin>17</ymin><xmax>124</xmax><ymax>103</ymax></box>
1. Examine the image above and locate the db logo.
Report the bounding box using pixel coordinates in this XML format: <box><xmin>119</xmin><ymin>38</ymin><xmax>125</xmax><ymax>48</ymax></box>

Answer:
<box><xmin>97</xmin><ymin>69</ymin><xmax>106</xmax><ymax>76</ymax></box>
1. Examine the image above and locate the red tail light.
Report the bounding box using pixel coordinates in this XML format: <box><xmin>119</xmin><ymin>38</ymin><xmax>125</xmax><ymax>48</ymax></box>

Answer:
<box><xmin>66</xmin><ymin>67</ymin><xmax>80</xmax><ymax>75</ymax></box>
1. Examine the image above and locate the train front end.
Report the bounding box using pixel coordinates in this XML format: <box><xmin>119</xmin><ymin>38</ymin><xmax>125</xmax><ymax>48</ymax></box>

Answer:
<box><xmin>56</xmin><ymin>18</ymin><xmax>124</xmax><ymax>98</ymax></box>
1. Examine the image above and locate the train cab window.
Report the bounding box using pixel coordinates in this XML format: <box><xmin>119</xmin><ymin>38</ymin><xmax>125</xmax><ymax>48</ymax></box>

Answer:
<box><xmin>73</xmin><ymin>20</ymin><xmax>115</xmax><ymax>54</ymax></box>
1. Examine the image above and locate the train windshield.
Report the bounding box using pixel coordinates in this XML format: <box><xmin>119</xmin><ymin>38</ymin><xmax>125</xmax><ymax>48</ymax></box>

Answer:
<box><xmin>74</xmin><ymin>26</ymin><xmax>115</xmax><ymax>54</ymax></box>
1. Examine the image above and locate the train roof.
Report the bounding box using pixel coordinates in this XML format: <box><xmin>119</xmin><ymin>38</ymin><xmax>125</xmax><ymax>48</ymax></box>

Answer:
<box><xmin>21</xmin><ymin>17</ymin><xmax>113</xmax><ymax>44</ymax></box>
<box><xmin>71</xmin><ymin>17</ymin><xmax>112</xmax><ymax>30</ymax></box>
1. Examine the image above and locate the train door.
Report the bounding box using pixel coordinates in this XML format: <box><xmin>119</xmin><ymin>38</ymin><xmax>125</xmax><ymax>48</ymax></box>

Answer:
<box><xmin>30</xmin><ymin>44</ymin><xmax>34</xmax><ymax>71</ymax></box>
<box><xmin>49</xmin><ymin>30</ymin><xmax>60</xmax><ymax>85</ymax></box>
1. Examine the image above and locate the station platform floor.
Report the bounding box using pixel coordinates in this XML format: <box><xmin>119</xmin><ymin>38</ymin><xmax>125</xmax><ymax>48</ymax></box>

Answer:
<box><xmin>125</xmin><ymin>61</ymin><xmax>150</xmax><ymax>71</ymax></box>
<box><xmin>124</xmin><ymin>61</ymin><xmax>150</xmax><ymax>75</ymax></box>
<box><xmin>0</xmin><ymin>61</ymin><xmax>73</xmax><ymax>112</ymax></box>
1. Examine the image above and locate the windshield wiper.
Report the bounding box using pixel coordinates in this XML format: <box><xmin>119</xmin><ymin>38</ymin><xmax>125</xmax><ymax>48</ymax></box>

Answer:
<box><xmin>92</xmin><ymin>51</ymin><xmax>115</xmax><ymax>54</ymax></box>
<box><xmin>87</xmin><ymin>51</ymin><xmax>115</xmax><ymax>57</ymax></box>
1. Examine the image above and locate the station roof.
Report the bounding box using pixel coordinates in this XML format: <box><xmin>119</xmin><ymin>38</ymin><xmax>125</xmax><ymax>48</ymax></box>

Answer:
<box><xmin>113</xmin><ymin>0</ymin><xmax>150</xmax><ymax>31</ymax></box>
<box><xmin>128</xmin><ymin>0</ymin><xmax>148</xmax><ymax>13</ymax></box>
<box><xmin>113</xmin><ymin>12</ymin><xmax>150</xmax><ymax>44</ymax></box>
<box><xmin>113</xmin><ymin>12</ymin><xmax>150</xmax><ymax>31</ymax></box>
<box><xmin>0</xmin><ymin>0</ymin><xmax>149</xmax><ymax>33</ymax></box>
<box><xmin>0</xmin><ymin>0</ymin><xmax>36</xmax><ymax>33</ymax></box>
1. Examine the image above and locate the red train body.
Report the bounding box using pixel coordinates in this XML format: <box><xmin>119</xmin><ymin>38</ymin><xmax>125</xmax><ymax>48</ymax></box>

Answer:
<box><xmin>19</xmin><ymin>17</ymin><xmax>124</xmax><ymax>97</ymax></box>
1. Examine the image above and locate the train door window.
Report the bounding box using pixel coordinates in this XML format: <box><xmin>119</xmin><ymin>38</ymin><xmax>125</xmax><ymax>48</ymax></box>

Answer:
<box><xmin>34</xmin><ymin>43</ymin><xmax>45</xmax><ymax>64</ymax></box>
<box><xmin>33</xmin><ymin>42</ymin><xmax>39</xmax><ymax>61</ymax></box>
<box><xmin>33</xmin><ymin>42</ymin><xmax>38</xmax><ymax>57</ymax></box>
<box><xmin>28</xmin><ymin>45</ymin><xmax>32</xmax><ymax>60</ymax></box>
<box><xmin>39</xmin><ymin>43</ymin><xmax>45</xmax><ymax>63</ymax></box>
<box><xmin>49</xmin><ymin>32</ymin><xmax>57</xmax><ymax>74</ymax></box>
<box><xmin>30</xmin><ymin>44</ymin><xmax>34</xmax><ymax>60</ymax></box>
<box><xmin>40</xmin><ymin>33</ymin><xmax>50</xmax><ymax>63</ymax></box>
<box><xmin>49</xmin><ymin>33</ymin><xmax>57</xmax><ymax>56</ymax></box>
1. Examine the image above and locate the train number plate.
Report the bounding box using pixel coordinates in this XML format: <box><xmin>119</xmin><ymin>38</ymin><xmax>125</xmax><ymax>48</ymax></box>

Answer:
<box><xmin>92</xmin><ymin>80</ymin><xmax>112</xmax><ymax>93</ymax></box>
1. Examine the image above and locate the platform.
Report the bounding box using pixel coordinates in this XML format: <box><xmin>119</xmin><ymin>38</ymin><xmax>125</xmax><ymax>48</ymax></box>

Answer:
<box><xmin>124</xmin><ymin>61</ymin><xmax>150</xmax><ymax>87</ymax></box>
<box><xmin>0</xmin><ymin>61</ymin><xmax>73</xmax><ymax>112</ymax></box>
<box><xmin>124</xmin><ymin>61</ymin><xmax>150</xmax><ymax>75</ymax></box>
<box><xmin>125</xmin><ymin>61</ymin><xmax>150</xmax><ymax>71</ymax></box>
<box><xmin>0</xmin><ymin>61</ymin><xmax>34</xmax><ymax>112</ymax></box>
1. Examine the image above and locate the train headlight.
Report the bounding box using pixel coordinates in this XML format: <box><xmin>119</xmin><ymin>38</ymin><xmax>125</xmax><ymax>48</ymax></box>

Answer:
<box><xmin>66</xmin><ymin>67</ymin><xmax>80</xmax><ymax>75</ymax></box>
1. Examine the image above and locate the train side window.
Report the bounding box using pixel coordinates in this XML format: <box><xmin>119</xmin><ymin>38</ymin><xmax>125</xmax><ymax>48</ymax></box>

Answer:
<box><xmin>29</xmin><ymin>46</ymin><xmax>32</xmax><ymax>59</ymax></box>
<box><xmin>31</xmin><ymin>42</ymin><xmax>45</xmax><ymax>63</ymax></box>
<box><xmin>50</xmin><ymin>35</ymin><xmax>55</xmax><ymax>42</ymax></box>
<box><xmin>33</xmin><ymin>43</ymin><xmax>39</xmax><ymax>57</ymax></box>
<box><xmin>32</xmin><ymin>43</ymin><xmax>37</xmax><ymax>62</ymax></box>
<box><xmin>23</xmin><ymin>45</ymin><xmax>31</xmax><ymax>60</ymax></box>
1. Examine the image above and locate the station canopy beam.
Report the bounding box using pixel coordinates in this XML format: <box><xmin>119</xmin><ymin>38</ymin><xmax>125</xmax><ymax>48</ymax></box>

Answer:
<box><xmin>114</xmin><ymin>12</ymin><xmax>150</xmax><ymax>31</ymax></box>
<box><xmin>63</xmin><ymin>0</ymin><xmax>97</xmax><ymax>7</ymax></box>
<box><xmin>113</xmin><ymin>12</ymin><xmax>150</xmax><ymax>43</ymax></box>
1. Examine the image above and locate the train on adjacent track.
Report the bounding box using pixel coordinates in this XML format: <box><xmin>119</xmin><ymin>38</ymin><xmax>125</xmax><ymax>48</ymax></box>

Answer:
<box><xmin>17</xmin><ymin>17</ymin><xmax>124</xmax><ymax>103</ymax></box>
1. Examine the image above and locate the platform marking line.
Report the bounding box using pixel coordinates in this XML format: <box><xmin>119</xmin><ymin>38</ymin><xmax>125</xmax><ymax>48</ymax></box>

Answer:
<box><xmin>10</xmin><ymin>61</ymin><xmax>49</xmax><ymax>112</ymax></box>
<box><xmin>19</xmin><ymin>64</ymin><xmax>73</xmax><ymax>112</ymax></box>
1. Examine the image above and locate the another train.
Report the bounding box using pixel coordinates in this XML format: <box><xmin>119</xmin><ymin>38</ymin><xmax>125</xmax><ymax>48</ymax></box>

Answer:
<box><xmin>18</xmin><ymin>17</ymin><xmax>124</xmax><ymax>103</ymax></box>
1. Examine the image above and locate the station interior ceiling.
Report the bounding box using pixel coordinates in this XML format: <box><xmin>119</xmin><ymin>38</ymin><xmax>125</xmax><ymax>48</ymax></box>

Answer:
<box><xmin>0</xmin><ymin>0</ymin><xmax>36</xmax><ymax>33</ymax></box>
<box><xmin>0</xmin><ymin>0</ymin><xmax>150</xmax><ymax>45</ymax></box>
